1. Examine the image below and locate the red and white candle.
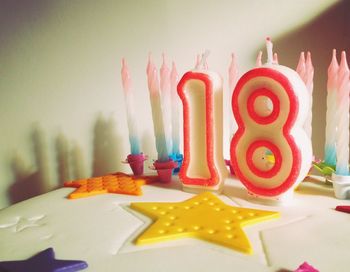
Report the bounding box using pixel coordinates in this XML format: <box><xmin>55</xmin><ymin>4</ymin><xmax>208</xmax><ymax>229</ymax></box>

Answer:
<box><xmin>177</xmin><ymin>52</ymin><xmax>228</xmax><ymax>192</ymax></box>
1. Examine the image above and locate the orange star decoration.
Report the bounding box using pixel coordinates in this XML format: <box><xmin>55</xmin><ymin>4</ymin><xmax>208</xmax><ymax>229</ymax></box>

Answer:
<box><xmin>131</xmin><ymin>192</ymin><xmax>279</xmax><ymax>254</ymax></box>
<box><xmin>64</xmin><ymin>172</ymin><xmax>157</xmax><ymax>199</ymax></box>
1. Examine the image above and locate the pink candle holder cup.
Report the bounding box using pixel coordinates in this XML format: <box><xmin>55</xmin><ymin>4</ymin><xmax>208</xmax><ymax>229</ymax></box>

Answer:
<box><xmin>123</xmin><ymin>153</ymin><xmax>148</xmax><ymax>176</ymax></box>
<box><xmin>151</xmin><ymin>159</ymin><xmax>177</xmax><ymax>183</ymax></box>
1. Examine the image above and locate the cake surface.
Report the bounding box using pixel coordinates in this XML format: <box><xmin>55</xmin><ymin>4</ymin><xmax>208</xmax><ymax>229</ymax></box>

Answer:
<box><xmin>0</xmin><ymin>176</ymin><xmax>349</xmax><ymax>272</ymax></box>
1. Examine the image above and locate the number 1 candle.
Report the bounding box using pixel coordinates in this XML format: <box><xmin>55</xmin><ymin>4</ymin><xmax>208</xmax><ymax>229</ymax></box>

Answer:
<box><xmin>231</xmin><ymin>38</ymin><xmax>312</xmax><ymax>200</ymax></box>
<box><xmin>177</xmin><ymin>52</ymin><xmax>228</xmax><ymax>192</ymax></box>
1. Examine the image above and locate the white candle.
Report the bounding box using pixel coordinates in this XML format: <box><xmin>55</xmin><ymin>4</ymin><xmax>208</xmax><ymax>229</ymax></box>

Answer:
<box><xmin>121</xmin><ymin>58</ymin><xmax>140</xmax><ymax>155</ymax></box>
<box><xmin>147</xmin><ymin>61</ymin><xmax>169</xmax><ymax>162</ymax></box>
<box><xmin>296</xmin><ymin>52</ymin><xmax>306</xmax><ymax>83</ymax></box>
<box><xmin>160</xmin><ymin>54</ymin><xmax>172</xmax><ymax>155</ymax></box>
<box><xmin>256</xmin><ymin>51</ymin><xmax>263</xmax><ymax>67</ymax></box>
<box><xmin>273</xmin><ymin>52</ymin><xmax>279</xmax><ymax>64</ymax></box>
<box><xmin>304</xmin><ymin>52</ymin><xmax>314</xmax><ymax>141</ymax></box>
<box><xmin>324</xmin><ymin>49</ymin><xmax>339</xmax><ymax>166</ymax></box>
<box><xmin>266</xmin><ymin>37</ymin><xmax>273</xmax><ymax>64</ymax></box>
<box><xmin>170</xmin><ymin>61</ymin><xmax>180</xmax><ymax>155</ymax></box>
<box><xmin>228</xmin><ymin>53</ymin><xmax>238</xmax><ymax>137</ymax></box>
<box><xmin>335</xmin><ymin>51</ymin><xmax>350</xmax><ymax>175</ymax></box>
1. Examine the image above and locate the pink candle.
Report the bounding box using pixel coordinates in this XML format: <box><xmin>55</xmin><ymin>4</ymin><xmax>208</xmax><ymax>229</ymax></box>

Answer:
<box><xmin>160</xmin><ymin>54</ymin><xmax>172</xmax><ymax>154</ymax></box>
<box><xmin>324</xmin><ymin>49</ymin><xmax>339</xmax><ymax>166</ymax></box>
<box><xmin>170</xmin><ymin>62</ymin><xmax>180</xmax><ymax>155</ymax></box>
<box><xmin>256</xmin><ymin>51</ymin><xmax>263</xmax><ymax>67</ymax></box>
<box><xmin>273</xmin><ymin>53</ymin><xmax>279</xmax><ymax>64</ymax></box>
<box><xmin>304</xmin><ymin>52</ymin><xmax>314</xmax><ymax>140</ymax></box>
<box><xmin>335</xmin><ymin>51</ymin><xmax>350</xmax><ymax>175</ymax></box>
<box><xmin>296</xmin><ymin>52</ymin><xmax>306</xmax><ymax>83</ymax></box>
<box><xmin>228</xmin><ymin>53</ymin><xmax>239</xmax><ymax>137</ymax></box>
<box><xmin>121</xmin><ymin>58</ymin><xmax>140</xmax><ymax>155</ymax></box>
<box><xmin>147</xmin><ymin>59</ymin><xmax>169</xmax><ymax>162</ymax></box>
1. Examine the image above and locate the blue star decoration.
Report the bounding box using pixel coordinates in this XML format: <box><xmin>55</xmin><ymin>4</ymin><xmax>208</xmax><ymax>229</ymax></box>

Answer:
<box><xmin>0</xmin><ymin>248</ymin><xmax>88</xmax><ymax>272</ymax></box>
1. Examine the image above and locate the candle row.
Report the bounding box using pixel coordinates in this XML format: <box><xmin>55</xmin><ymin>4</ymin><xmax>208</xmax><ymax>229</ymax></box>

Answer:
<box><xmin>121</xmin><ymin>39</ymin><xmax>319</xmax><ymax>202</ymax></box>
<box><xmin>324</xmin><ymin>50</ymin><xmax>350</xmax><ymax>176</ymax></box>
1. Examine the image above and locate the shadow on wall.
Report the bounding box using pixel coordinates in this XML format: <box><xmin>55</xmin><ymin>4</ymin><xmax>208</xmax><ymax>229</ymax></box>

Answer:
<box><xmin>92</xmin><ymin>114</ymin><xmax>124</xmax><ymax>177</ymax></box>
<box><xmin>252</xmin><ymin>0</ymin><xmax>350</xmax><ymax>160</ymax></box>
<box><xmin>7</xmin><ymin>114</ymin><xmax>125</xmax><ymax>205</ymax></box>
<box><xmin>8</xmin><ymin>126</ymin><xmax>51</xmax><ymax>204</ymax></box>
<box><xmin>0</xmin><ymin>0</ymin><xmax>52</xmax><ymax>53</ymax></box>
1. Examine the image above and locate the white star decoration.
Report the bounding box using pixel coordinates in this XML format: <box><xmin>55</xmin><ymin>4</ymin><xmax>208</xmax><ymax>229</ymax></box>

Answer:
<box><xmin>0</xmin><ymin>215</ymin><xmax>45</xmax><ymax>232</ymax></box>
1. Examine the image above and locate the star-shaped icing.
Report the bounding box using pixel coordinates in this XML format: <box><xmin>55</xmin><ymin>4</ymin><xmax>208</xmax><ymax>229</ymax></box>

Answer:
<box><xmin>64</xmin><ymin>172</ymin><xmax>157</xmax><ymax>199</ymax></box>
<box><xmin>0</xmin><ymin>247</ymin><xmax>87</xmax><ymax>272</ymax></box>
<box><xmin>0</xmin><ymin>215</ymin><xmax>45</xmax><ymax>233</ymax></box>
<box><xmin>131</xmin><ymin>192</ymin><xmax>279</xmax><ymax>254</ymax></box>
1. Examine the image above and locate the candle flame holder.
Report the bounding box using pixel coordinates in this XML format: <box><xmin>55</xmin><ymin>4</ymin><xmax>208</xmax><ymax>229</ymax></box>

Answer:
<box><xmin>332</xmin><ymin>173</ymin><xmax>350</xmax><ymax>199</ymax></box>
<box><xmin>150</xmin><ymin>159</ymin><xmax>177</xmax><ymax>183</ymax></box>
<box><xmin>122</xmin><ymin>153</ymin><xmax>148</xmax><ymax>176</ymax></box>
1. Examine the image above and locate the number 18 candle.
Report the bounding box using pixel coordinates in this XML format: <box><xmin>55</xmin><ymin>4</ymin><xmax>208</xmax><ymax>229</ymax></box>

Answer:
<box><xmin>230</xmin><ymin>38</ymin><xmax>312</xmax><ymax>200</ymax></box>
<box><xmin>177</xmin><ymin>53</ymin><xmax>228</xmax><ymax>193</ymax></box>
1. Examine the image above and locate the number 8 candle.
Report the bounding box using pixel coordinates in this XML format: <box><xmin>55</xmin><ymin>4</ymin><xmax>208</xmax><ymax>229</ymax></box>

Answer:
<box><xmin>230</xmin><ymin>38</ymin><xmax>312</xmax><ymax>201</ymax></box>
<box><xmin>177</xmin><ymin>51</ymin><xmax>228</xmax><ymax>193</ymax></box>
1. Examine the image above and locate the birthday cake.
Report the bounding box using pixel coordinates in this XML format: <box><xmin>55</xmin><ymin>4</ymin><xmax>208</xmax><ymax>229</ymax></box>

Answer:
<box><xmin>0</xmin><ymin>175</ymin><xmax>349</xmax><ymax>272</ymax></box>
<box><xmin>1</xmin><ymin>40</ymin><xmax>350</xmax><ymax>272</ymax></box>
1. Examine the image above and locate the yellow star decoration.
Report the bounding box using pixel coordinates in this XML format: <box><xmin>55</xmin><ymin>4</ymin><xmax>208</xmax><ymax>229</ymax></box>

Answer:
<box><xmin>131</xmin><ymin>192</ymin><xmax>279</xmax><ymax>254</ymax></box>
<box><xmin>64</xmin><ymin>172</ymin><xmax>157</xmax><ymax>199</ymax></box>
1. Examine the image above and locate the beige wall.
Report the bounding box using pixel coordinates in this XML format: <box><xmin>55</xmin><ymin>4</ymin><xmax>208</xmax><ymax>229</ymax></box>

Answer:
<box><xmin>0</xmin><ymin>0</ymin><xmax>348</xmax><ymax>208</ymax></box>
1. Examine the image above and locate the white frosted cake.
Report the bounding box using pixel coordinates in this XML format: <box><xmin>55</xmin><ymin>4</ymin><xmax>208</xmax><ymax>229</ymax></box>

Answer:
<box><xmin>0</xmin><ymin>175</ymin><xmax>349</xmax><ymax>271</ymax></box>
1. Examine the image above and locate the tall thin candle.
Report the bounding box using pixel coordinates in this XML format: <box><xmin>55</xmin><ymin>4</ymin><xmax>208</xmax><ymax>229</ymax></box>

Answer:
<box><xmin>147</xmin><ymin>63</ymin><xmax>169</xmax><ymax>162</ymax></box>
<box><xmin>273</xmin><ymin>53</ymin><xmax>279</xmax><ymax>64</ymax></box>
<box><xmin>121</xmin><ymin>58</ymin><xmax>140</xmax><ymax>155</ymax></box>
<box><xmin>335</xmin><ymin>51</ymin><xmax>350</xmax><ymax>175</ymax></box>
<box><xmin>324</xmin><ymin>49</ymin><xmax>339</xmax><ymax>166</ymax></box>
<box><xmin>170</xmin><ymin>62</ymin><xmax>180</xmax><ymax>155</ymax></box>
<box><xmin>304</xmin><ymin>52</ymin><xmax>314</xmax><ymax>140</ymax></box>
<box><xmin>228</xmin><ymin>53</ymin><xmax>238</xmax><ymax>137</ymax></box>
<box><xmin>256</xmin><ymin>51</ymin><xmax>263</xmax><ymax>67</ymax></box>
<box><xmin>160</xmin><ymin>54</ymin><xmax>172</xmax><ymax>154</ymax></box>
<box><xmin>296</xmin><ymin>52</ymin><xmax>306</xmax><ymax>83</ymax></box>
<box><xmin>266</xmin><ymin>37</ymin><xmax>273</xmax><ymax>64</ymax></box>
